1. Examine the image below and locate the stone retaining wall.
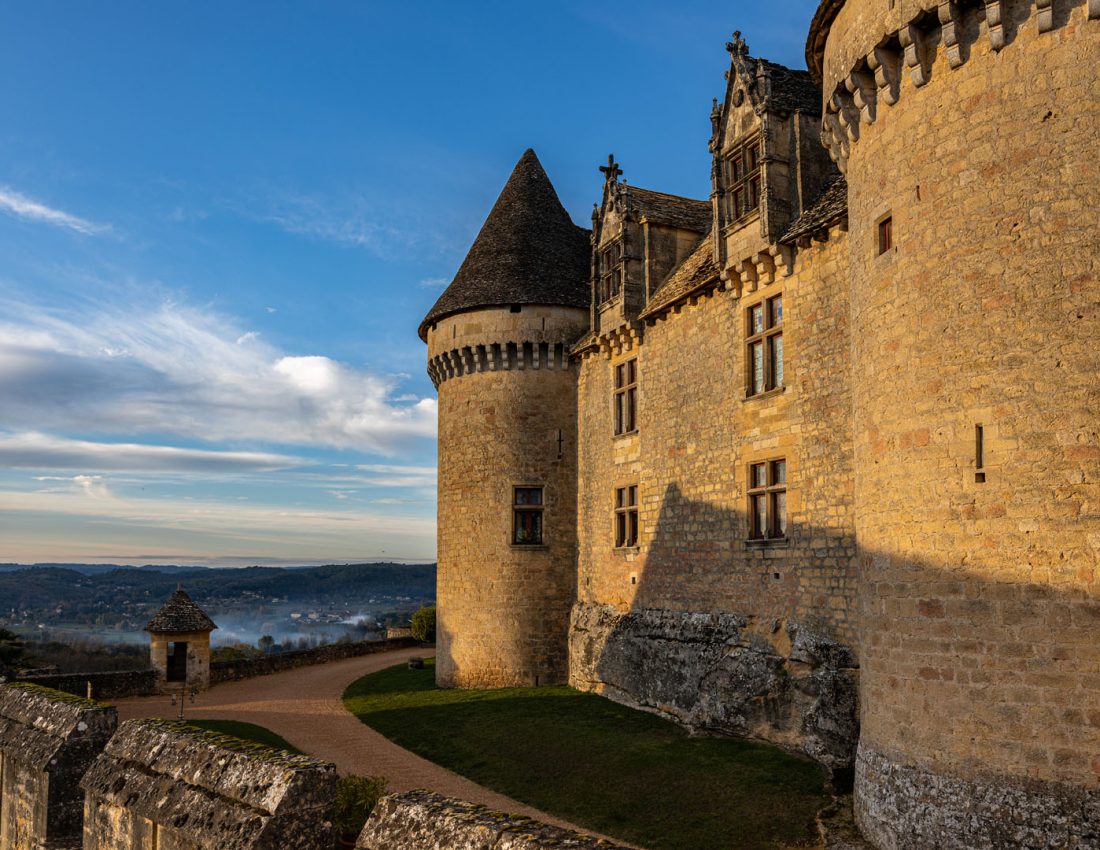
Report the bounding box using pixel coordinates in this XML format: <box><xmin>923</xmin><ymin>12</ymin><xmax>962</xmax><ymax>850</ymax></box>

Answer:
<box><xmin>570</xmin><ymin>602</ymin><xmax>859</xmax><ymax>774</ymax></box>
<box><xmin>14</xmin><ymin>669</ymin><xmax>158</xmax><ymax>701</ymax></box>
<box><xmin>0</xmin><ymin>683</ymin><xmax>117</xmax><ymax>850</ymax></box>
<box><xmin>357</xmin><ymin>790</ymin><xmax>632</xmax><ymax>850</ymax></box>
<box><xmin>80</xmin><ymin>718</ymin><xmax>336</xmax><ymax>850</ymax></box>
<box><xmin>209</xmin><ymin>637</ymin><xmax>422</xmax><ymax>683</ymax></box>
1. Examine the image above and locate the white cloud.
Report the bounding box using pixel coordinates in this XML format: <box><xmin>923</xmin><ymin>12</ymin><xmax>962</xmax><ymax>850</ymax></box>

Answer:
<box><xmin>3</xmin><ymin>432</ymin><xmax>300</xmax><ymax>473</ymax></box>
<box><xmin>236</xmin><ymin>331</ymin><xmax>260</xmax><ymax>345</ymax></box>
<box><xmin>0</xmin><ymin>187</ymin><xmax>108</xmax><ymax>235</ymax></box>
<box><xmin>418</xmin><ymin>277</ymin><xmax>449</xmax><ymax>289</ymax></box>
<box><xmin>0</xmin><ymin>297</ymin><xmax>436</xmax><ymax>454</ymax></box>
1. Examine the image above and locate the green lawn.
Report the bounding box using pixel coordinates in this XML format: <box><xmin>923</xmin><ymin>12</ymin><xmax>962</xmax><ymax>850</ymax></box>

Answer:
<box><xmin>343</xmin><ymin>660</ymin><xmax>828</xmax><ymax>850</ymax></box>
<box><xmin>186</xmin><ymin>719</ymin><xmax>304</xmax><ymax>755</ymax></box>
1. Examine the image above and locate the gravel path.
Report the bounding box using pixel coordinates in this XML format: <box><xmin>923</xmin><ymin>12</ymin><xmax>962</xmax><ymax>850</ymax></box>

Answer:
<box><xmin>112</xmin><ymin>647</ymin><xmax>605</xmax><ymax>837</ymax></box>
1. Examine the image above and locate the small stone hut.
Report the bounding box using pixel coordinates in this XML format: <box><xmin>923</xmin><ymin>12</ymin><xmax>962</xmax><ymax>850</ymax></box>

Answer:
<box><xmin>144</xmin><ymin>586</ymin><xmax>217</xmax><ymax>692</ymax></box>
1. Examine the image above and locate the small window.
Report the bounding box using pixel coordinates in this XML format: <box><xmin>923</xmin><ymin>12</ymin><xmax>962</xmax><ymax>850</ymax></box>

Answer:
<box><xmin>614</xmin><ymin>485</ymin><xmax>639</xmax><ymax>548</ymax></box>
<box><xmin>747</xmin><ymin>295</ymin><xmax>783</xmax><ymax>396</ymax></box>
<box><xmin>513</xmin><ymin>487</ymin><xmax>544</xmax><ymax>545</ymax></box>
<box><xmin>614</xmin><ymin>358</ymin><xmax>638</xmax><ymax>435</ymax></box>
<box><xmin>599</xmin><ymin>240</ymin><xmax>623</xmax><ymax>303</ymax></box>
<box><xmin>748</xmin><ymin>459</ymin><xmax>787</xmax><ymax>540</ymax></box>
<box><xmin>878</xmin><ymin>216</ymin><xmax>893</xmax><ymax>255</ymax></box>
<box><xmin>725</xmin><ymin>136</ymin><xmax>762</xmax><ymax>223</ymax></box>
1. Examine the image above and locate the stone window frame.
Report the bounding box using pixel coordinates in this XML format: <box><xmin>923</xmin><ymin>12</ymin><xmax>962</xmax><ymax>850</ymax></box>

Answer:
<box><xmin>598</xmin><ymin>239</ymin><xmax>624</xmax><ymax>305</ymax></box>
<box><xmin>613</xmin><ymin>357</ymin><xmax>638</xmax><ymax>436</ymax></box>
<box><xmin>723</xmin><ymin>134</ymin><xmax>762</xmax><ymax>225</ymax></box>
<box><xmin>747</xmin><ymin>458</ymin><xmax>787</xmax><ymax>541</ymax></box>
<box><xmin>614</xmin><ymin>484</ymin><xmax>639</xmax><ymax>549</ymax></box>
<box><xmin>512</xmin><ymin>486</ymin><xmax>544</xmax><ymax>546</ymax></box>
<box><xmin>745</xmin><ymin>293</ymin><xmax>784</xmax><ymax>397</ymax></box>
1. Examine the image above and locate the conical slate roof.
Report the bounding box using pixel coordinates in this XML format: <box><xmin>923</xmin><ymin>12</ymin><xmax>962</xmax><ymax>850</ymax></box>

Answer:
<box><xmin>144</xmin><ymin>587</ymin><xmax>217</xmax><ymax>634</ymax></box>
<box><xmin>418</xmin><ymin>149</ymin><xmax>591</xmax><ymax>339</ymax></box>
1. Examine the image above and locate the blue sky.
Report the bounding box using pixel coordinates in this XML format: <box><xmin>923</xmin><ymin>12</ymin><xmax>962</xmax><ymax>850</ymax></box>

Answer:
<box><xmin>0</xmin><ymin>1</ymin><xmax>820</xmax><ymax>566</ymax></box>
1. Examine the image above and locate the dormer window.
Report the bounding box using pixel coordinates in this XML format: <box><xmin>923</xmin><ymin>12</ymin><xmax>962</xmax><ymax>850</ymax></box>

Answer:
<box><xmin>599</xmin><ymin>240</ymin><xmax>623</xmax><ymax>304</ymax></box>
<box><xmin>724</xmin><ymin>136</ymin><xmax>761</xmax><ymax>224</ymax></box>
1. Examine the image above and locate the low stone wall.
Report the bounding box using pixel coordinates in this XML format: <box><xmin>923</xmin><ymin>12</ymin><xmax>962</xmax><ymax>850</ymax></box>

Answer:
<box><xmin>358</xmin><ymin>790</ymin><xmax>632</xmax><ymax>850</ymax></box>
<box><xmin>0</xmin><ymin>683</ymin><xmax>117</xmax><ymax>850</ymax></box>
<box><xmin>569</xmin><ymin>602</ymin><xmax>859</xmax><ymax>774</ymax></box>
<box><xmin>210</xmin><ymin>636</ymin><xmax>422</xmax><ymax>683</ymax></box>
<box><xmin>80</xmin><ymin>718</ymin><xmax>336</xmax><ymax>850</ymax></box>
<box><xmin>14</xmin><ymin>668</ymin><xmax>158</xmax><ymax>700</ymax></box>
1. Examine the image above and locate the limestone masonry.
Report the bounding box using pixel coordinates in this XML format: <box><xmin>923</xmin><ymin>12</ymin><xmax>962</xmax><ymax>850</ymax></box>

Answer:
<box><xmin>423</xmin><ymin>1</ymin><xmax>1099</xmax><ymax>848</ymax></box>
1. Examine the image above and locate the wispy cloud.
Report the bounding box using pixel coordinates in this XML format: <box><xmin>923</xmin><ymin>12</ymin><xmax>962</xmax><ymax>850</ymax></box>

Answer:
<box><xmin>417</xmin><ymin>277</ymin><xmax>449</xmax><ymax>289</ymax></box>
<box><xmin>0</xmin><ymin>187</ymin><xmax>108</xmax><ymax>235</ymax></box>
<box><xmin>0</xmin><ymin>486</ymin><xmax>436</xmax><ymax>563</ymax></box>
<box><xmin>0</xmin><ymin>295</ymin><xmax>436</xmax><ymax>454</ymax></box>
<box><xmin>3</xmin><ymin>433</ymin><xmax>300</xmax><ymax>473</ymax></box>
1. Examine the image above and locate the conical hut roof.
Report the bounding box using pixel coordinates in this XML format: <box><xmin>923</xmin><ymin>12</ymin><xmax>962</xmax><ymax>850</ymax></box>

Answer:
<box><xmin>418</xmin><ymin>148</ymin><xmax>590</xmax><ymax>339</ymax></box>
<box><xmin>144</xmin><ymin>586</ymin><xmax>217</xmax><ymax>634</ymax></box>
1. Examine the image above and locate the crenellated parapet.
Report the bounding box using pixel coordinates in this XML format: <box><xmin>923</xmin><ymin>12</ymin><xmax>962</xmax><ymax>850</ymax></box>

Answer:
<box><xmin>814</xmin><ymin>0</ymin><xmax>1099</xmax><ymax>172</ymax></box>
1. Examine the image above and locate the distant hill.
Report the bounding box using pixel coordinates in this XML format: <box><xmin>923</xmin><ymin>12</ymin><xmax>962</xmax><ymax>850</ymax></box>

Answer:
<box><xmin>0</xmin><ymin>562</ymin><xmax>436</xmax><ymax>626</ymax></box>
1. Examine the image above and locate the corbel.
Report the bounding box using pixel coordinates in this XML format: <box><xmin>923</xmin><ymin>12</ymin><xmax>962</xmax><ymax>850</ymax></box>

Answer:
<box><xmin>831</xmin><ymin>89</ymin><xmax>860</xmax><ymax>142</ymax></box>
<box><xmin>770</xmin><ymin>244</ymin><xmax>795</xmax><ymax>278</ymax></box>
<box><xmin>737</xmin><ymin>259</ymin><xmax>759</xmax><ymax>294</ymax></box>
<box><xmin>753</xmin><ymin>252</ymin><xmax>777</xmax><ymax>287</ymax></box>
<box><xmin>898</xmin><ymin>23</ymin><xmax>931</xmax><ymax>87</ymax></box>
<box><xmin>846</xmin><ymin>66</ymin><xmax>877</xmax><ymax>124</ymax></box>
<box><xmin>938</xmin><ymin>1</ymin><xmax>964</xmax><ymax>68</ymax></box>
<box><xmin>984</xmin><ymin>0</ymin><xmax>1006</xmax><ymax>50</ymax></box>
<box><xmin>868</xmin><ymin>44</ymin><xmax>902</xmax><ymax>106</ymax></box>
<box><xmin>1036</xmin><ymin>0</ymin><xmax>1053</xmax><ymax>32</ymax></box>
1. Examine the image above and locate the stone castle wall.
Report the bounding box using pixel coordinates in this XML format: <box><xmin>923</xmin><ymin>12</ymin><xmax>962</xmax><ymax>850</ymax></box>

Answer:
<box><xmin>816</xmin><ymin>0</ymin><xmax>1100</xmax><ymax>845</ymax></box>
<box><xmin>571</xmin><ymin>228</ymin><xmax>861</xmax><ymax>768</ymax></box>
<box><xmin>430</xmin><ymin>305</ymin><xmax>588</xmax><ymax>688</ymax></box>
<box><xmin>15</xmin><ymin>669</ymin><xmax>158</xmax><ymax>701</ymax></box>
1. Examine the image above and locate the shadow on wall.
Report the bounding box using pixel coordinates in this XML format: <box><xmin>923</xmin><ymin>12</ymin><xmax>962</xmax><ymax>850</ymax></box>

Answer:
<box><xmin>570</xmin><ymin>478</ymin><xmax>1100</xmax><ymax>820</ymax></box>
<box><xmin>572</xmin><ymin>481</ymin><xmax>861</xmax><ymax>780</ymax></box>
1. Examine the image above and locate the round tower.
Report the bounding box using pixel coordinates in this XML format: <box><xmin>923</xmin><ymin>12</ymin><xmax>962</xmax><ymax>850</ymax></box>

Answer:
<box><xmin>420</xmin><ymin>149</ymin><xmax>589</xmax><ymax>688</ymax></box>
<box><xmin>809</xmin><ymin>1</ymin><xmax>1099</xmax><ymax>847</ymax></box>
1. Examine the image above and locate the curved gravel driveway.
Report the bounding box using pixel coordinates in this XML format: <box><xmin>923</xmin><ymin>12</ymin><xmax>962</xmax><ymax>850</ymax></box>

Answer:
<box><xmin>112</xmin><ymin>647</ymin><xmax>600</xmax><ymax>836</ymax></box>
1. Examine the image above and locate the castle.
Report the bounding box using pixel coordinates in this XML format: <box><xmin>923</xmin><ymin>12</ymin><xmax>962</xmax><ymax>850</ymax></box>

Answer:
<box><xmin>422</xmin><ymin>1</ymin><xmax>1100</xmax><ymax>848</ymax></box>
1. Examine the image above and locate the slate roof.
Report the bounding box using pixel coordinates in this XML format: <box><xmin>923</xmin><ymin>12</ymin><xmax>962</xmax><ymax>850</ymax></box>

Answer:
<box><xmin>806</xmin><ymin>0</ymin><xmax>847</xmax><ymax>82</ymax></box>
<box><xmin>760</xmin><ymin>60</ymin><xmax>822</xmax><ymax>116</ymax></box>
<box><xmin>626</xmin><ymin>187</ymin><xmax>712</xmax><ymax>232</ymax></box>
<box><xmin>144</xmin><ymin>588</ymin><xmax>217</xmax><ymax>634</ymax></box>
<box><xmin>640</xmin><ymin>233</ymin><xmax>720</xmax><ymax>319</ymax></box>
<box><xmin>419</xmin><ymin>149</ymin><xmax>591</xmax><ymax>340</ymax></box>
<box><xmin>780</xmin><ymin>176</ymin><xmax>849</xmax><ymax>243</ymax></box>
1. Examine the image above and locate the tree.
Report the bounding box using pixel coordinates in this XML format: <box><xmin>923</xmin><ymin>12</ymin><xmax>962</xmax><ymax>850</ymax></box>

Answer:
<box><xmin>410</xmin><ymin>605</ymin><xmax>436</xmax><ymax>644</ymax></box>
<box><xmin>257</xmin><ymin>634</ymin><xmax>276</xmax><ymax>654</ymax></box>
<box><xmin>0</xmin><ymin>628</ymin><xmax>26</xmax><ymax>671</ymax></box>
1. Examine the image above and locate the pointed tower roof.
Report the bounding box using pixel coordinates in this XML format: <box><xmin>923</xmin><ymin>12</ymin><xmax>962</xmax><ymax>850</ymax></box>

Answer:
<box><xmin>419</xmin><ymin>149</ymin><xmax>590</xmax><ymax>339</ymax></box>
<box><xmin>144</xmin><ymin>586</ymin><xmax>217</xmax><ymax>634</ymax></box>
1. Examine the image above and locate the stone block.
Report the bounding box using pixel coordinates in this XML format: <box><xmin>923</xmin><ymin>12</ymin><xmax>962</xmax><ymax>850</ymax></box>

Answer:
<box><xmin>357</xmin><ymin>791</ymin><xmax>632</xmax><ymax>850</ymax></box>
<box><xmin>80</xmin><ymin>718</ymin><xmax>336</xmax><ymax>850</ymax></box>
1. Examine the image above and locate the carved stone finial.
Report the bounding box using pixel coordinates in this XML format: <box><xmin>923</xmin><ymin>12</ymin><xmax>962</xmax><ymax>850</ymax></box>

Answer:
<box><xmin>710</xmin><ymin>97</ymin><xmax>721</xmax><ymax>136</ymax></box>
<box><xmin>599</xmin><ymin>153</ymin><xmax>623</xmax><ymax>185</ymax></box>
<box><xmin>726</xmin><ymin>30</ymin><xmax>749</xmax><ymax>56</ymax></box>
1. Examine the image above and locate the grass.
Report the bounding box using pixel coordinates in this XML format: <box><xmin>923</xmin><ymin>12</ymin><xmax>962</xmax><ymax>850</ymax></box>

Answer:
<box><xmin>185</xmin><ymin>718</ymin><xmax>305</xmax><ymax>755</ymax></box>
<box><xmin>343</xmin><ymin>659</ymin><xmax>829</xmax><ymax>850</ymax></box>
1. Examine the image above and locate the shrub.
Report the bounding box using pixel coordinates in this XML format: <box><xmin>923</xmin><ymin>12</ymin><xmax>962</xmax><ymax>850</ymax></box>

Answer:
<box><xmin>334</xmin><ymin>774</ymin><xmax>388</xmax><ymax>840</ymax></box>
<box><xmin>410</xmin><ymin>605</ymin><xmax>436</xmax><ymax>644</ymax></box>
